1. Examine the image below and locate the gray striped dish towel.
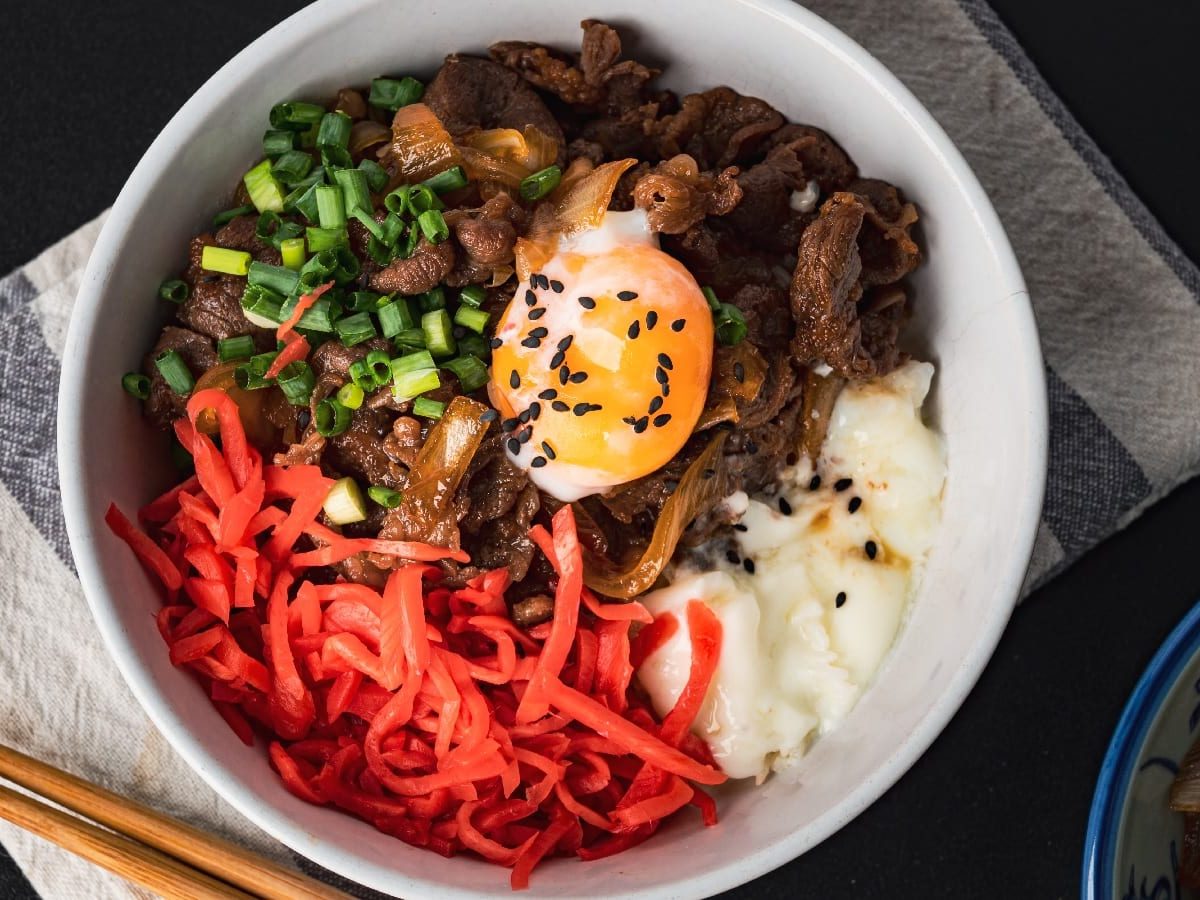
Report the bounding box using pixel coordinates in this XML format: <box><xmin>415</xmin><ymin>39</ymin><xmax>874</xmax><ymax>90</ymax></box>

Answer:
<box><xmin>0</xmin><ymin>0</ymin><xmax>1195</xmax><ymax>895</ymax></box>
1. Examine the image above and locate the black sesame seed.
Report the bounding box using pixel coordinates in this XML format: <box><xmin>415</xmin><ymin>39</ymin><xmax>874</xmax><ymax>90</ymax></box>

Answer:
<box><xmin>661</xmin><ymin>382</ymin><xmax>670</xmax><ymax>397</ymax></box>
<box><xmin>622</xmin><ymin>415</ymin><xmax>637</xmax><ymax>425</ymax></box>
<box><xmin>725</xmin><ymin>549</ymin><xmax>741</xmax><ymax>565</ymax></box>
<box><xmin>569</xmin><ymin>371</ymin><xmax>588</xmax><ymax>384</ymax></box>
<box><xmin>655</xmin><ymin>367</ymin><xmax>668</xmax><ymax>385</ymax></box>
<box><xmin>531</xmin><ymin>456</ymin><xmax>547</xmax><ymax>468</ymax></box>
<box><xmin>518</xmin><ymin>428</ymin><xmax>532</xmax><ymax>444</ymax></box>
<box><xmin>549</xmin><ymin>279</ymin><xmax>564</xmax><ymax>293</ymax></box>
<box><xmin>573</xmin><ymin>403</ymin><xmax>590</xmax><ymax>416</ymax></box>
<box><xmin>501</xmin><ymin>417</ymin><xmax>519</xmax><ymax>433</ymax></box>
<box><xmin>628</xmin><ymin>321</ymin><xmax>640</xmax><ymax>339</ymax></box>
<box><xmin>653</xmin><ymin>413</ymin><xmax>672</xmax><ymax>428</ymax></box>
<box><xmin>834</xmin><ymin>477</ymin><xmax>853</xmax><ymax>492</ymax></box>
<box><xmin>529</xmin><ymin>326</ymin><xmax>548</xmax><ymax>339</ymax></box>
<box><xmin>541</xmin><ymin>441</ymin><xmax>556</xmax><ymax>460</ymax></box>
<box><xmin>733</xmin><ymin>523</ymin><xmax>749</xmax><ymax>532</ymax></box>
<box><xmin>848</xmin><ymin>496</ymin><xmax>862</xmax><ymax>514</ymax></box>
<box><xmin>808</xmin><ymin>475</ymin><xmax>821</xmax><ymax>491</ymax></box>
<box><xmin>778</xmin><ymin>496</ymin><xmax>793</xmax><ymax>516</ymax></box>
<box><xmin>521</xmin><ymin>337</ymin><xmax>541</xmax><ymax>348</ymax></box>
<box><xmin>648</xmin><ymin>396</ymin><xmax>663</xmax><ymax>414</ymax></box>
<box><xmin>835</xmin><ymin>591</ymin><xmax>847</xmax><ymax>608</ymax></box>
<box><xmin>537</xmin><ymin>274</ymin><xmax>551</xmax><ymax>290</ymax></box>
<box><xmin>578</xmin><ymin>296</ymin><xmax>596</xmax><ymax>309</ymax></box>
<box><xmin>552</xmin><ymin>400</ymin><xmax>570</xmax><ymax>412</ymax></box>
<box><xmin>529</xmin><ymin>401</ymin><xmax>542</xmax><ymax>420</ymax></box>
<box><xmin>525</xmin><ymin>289</ymin><xmax>537</xmax><ymax>307</ymax></box>
<box><xmin>489</xmin><ymin>337</ymin><xmax>503</xmax><ymax>349</ymax></box>
<box><xmin>509</xmin><ymin>370</ymin><xmax>520</xmax><ymax>389</ymax></box>
<box><xmin>742</xmin><ymin>558</ymin><xmax>756</xmax><ymax>575</ymax></box>
<box><xmin>528</xmin><ymin>307</ymin><xmax>546</xmax><ymax>320</ymax></box>
<box><xmin>506</xmin><ymin>438</ymin><xmax>520</xmax><ymax>454</ymax></box>
<box><xmin>617</xmin><ymin>290</ymin><xmax>638</xmax><ymax>301</ymax></box>
<box><xmin>671</xmin><ymin>318</ymin><xmax>686</xmax><ymax>332</ymax></box>
<box><xmin>557</xmin><ymin>335</ymin><xmax>573</xmax><ymax>351</ymax></box>
<box><xmin>865</xmin><ymin>540</ymin><xmax>877</xmax><ymax>560</ymax></box>
<box><xmin>518</xmin><ymin>408</ymin><xmax>532</xmax><ymax>423</ymax></box>
<box><xmin>633</xmin><ymin>417</ymin><xmax>649</xmax><ymax>434</ymax></box>
<box><xmin>538</xmin><ymin>388</ymin><xmax>557</xmax><ymax>400</ymax></box>
<box><xmin>733</xmin><ymin>362</ymin><xmax>745</xmax><ymax>383</ymax></box>
<box><xmin>549</xmin><ymin>350</ymin><xmax>565</xmax><ymax>369</ymax></box>
<box><xmin>589</xmin><ymin>403</ymin><xmax>603</xmax><ymax>412</ymax></box>
<box><xmin>657</xmin><ymin>353</ymin><xmax>673</xmax><ymax>370</ymax></box>
<box><xmin>558</xmin><ymin>367</ymin><xmax>570</xmax><ymax>385</ymax></box>
<box><xmin>479</xmin><ymin>409</ymin><xmax>499</xmax><ymax>423</ymax></box>
<box><xmin>646</xmin><ymin>311</ymin><xmax>658</xmax><ymax>330</ymax></box>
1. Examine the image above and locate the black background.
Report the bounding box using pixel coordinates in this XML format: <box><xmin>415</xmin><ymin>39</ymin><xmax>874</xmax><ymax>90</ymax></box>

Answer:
<box><xmin>3</xmin><ymin>2</ymin><xmax>1196</xmax><ymax>897</ymax></box>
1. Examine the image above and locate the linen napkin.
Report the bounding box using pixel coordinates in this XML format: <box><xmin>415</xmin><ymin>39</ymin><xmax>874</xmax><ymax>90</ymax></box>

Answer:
<box><xmin>1</xmin><ymin>0</ymin><xmax>1197</xmax><ymax>895</ymax></box>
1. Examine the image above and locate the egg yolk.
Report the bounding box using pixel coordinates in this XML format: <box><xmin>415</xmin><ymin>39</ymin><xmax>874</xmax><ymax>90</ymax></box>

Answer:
<box><xmin>488</xmin><ymin>236</ymin><xmax>714</xmax><ymax>501</ymax></box>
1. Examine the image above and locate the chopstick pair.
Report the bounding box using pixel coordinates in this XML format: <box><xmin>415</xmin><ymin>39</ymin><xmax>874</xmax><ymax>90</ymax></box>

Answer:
<box><xmin>0</xmin><ymin>742</ymin><xmax>348</xmax><ymax>899</ymax></box>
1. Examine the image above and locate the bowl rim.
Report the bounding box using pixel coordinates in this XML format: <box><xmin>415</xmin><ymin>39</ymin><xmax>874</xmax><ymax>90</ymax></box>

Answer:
<box><xmin>58</xmin><ymin>0</ymin><xmax>1047</xmax><ymax>896</ymax></box>
<box><xmin>1082</xmin><ymin>599</ymin><xmax>1200</xmax><ymax>900</ymax></box>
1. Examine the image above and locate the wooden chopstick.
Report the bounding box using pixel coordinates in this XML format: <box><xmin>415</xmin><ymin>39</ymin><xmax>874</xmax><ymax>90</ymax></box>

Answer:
<box><xmin>0</xmin><ymin>743</ymin><xmax>349</xmax><ymax>900</ymax></box>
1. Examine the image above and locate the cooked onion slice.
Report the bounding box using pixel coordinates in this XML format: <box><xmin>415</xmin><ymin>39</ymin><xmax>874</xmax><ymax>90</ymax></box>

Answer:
<box><xmin>387</xmin><ymin>103</ymin><xmax>462</xmax><ymax>184</ymax></box>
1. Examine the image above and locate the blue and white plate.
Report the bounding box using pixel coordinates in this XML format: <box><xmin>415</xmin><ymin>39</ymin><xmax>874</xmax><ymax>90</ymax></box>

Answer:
<box><xmin>1084</xmin><ymin>601</ymin><xmax>1200</xmax><ymax>899</ymax></box>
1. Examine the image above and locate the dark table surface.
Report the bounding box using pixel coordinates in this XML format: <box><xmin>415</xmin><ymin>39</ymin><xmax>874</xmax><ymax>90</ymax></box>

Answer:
<box><xmin>5</xmin><ymin>1</ymin><xmax>1197</xmax><ymax>897</ymax></box>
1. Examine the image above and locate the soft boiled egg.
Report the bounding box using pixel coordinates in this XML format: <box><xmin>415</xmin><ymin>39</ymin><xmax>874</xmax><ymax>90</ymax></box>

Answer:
<box><xmin>488</xmin><ymin>210</ymin><xmax>714</xmax><ymax>501</ymax></box>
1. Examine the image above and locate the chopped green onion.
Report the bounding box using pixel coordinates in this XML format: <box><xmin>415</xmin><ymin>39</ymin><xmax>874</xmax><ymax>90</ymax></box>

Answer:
<box><xmin>351</xmin><ymin>207</ymin><xmax>386</xmax><ymax>242</ymax></box>
<box><xmin>421</xmin><ymin>308</ymin><xmax>456</xmax><ymax>358</ymax></box>
<box><xmin>316</xmin><ymin>111</ymin><xmax>352</xmax><ymax>150</ymax></box>
<box><xmin>459</xmin><ymin>284</ymin><xmax>486</xmax><ymax>308</ymax></box>
<box><xmin>269</xmin><ymin>101</ymin><xmax>326</xmax><ymax>132</ymax></box>
<box><xmin>235</xmin><ymin>351</ymin><xmax>279</xmax><ymax>390</ymax></box>
<box><xmin>315</xmin><ymin>185</ymin><xmax>346</xmax><ymax>230</ymax></box>
<box><xmin>241</xmin><ymin>283</ymin><xmax>285</xmax><ymax>327</ymax></box>
<box><xmin>367</xmin><ymin>485</ymin><xmax>402</xmax><ymax>509</ymax></box>
<box><xmin>154</xmin><ymin>350</ymin><xmax>194</xmax><ymax>396</ymax></box>
<box><xmin>441</xmin><ymin>354</ymin><xmax>489</xmax><ymax>392</ymax></box>
<box><xmin>418</xmin><ymin>287</ymin><xmax>445</xmax><ymax>313</ymax></box>
<box><xmin>280</xmin><ymin>237</ymin><xmax>306</xmax><ymax>271</ymax></box>
<box><xmin>323</xmin><ymin>476</ymin><xmax>366</xmax><ymax>525</ymax></box>
<box><xmin>217</xmin><ymin>335</ymin><xmax>256</xmax><ymax>362</ymax></box>
<box><xmin>337</xmin><ymin>382</ymin><xmax>365</xmax><ymax>410</ymax></box>
<box><xmin>377</xmin><ymin>297</ymin><xmax>414</xmax><ymax>337</ymax></box>
<box><xmin>405</xmin><ymin>184</ymin><xmax>443</xmax><ymax>216</ymax></box>
<box><xmin>417</xmin><ymin>209</ymin><xmax>449</xmax><ymax>244</ymax></box>
<box><xmin>368</xmin><ymin>76</ymin><xmax>424</xmax><ymax>111</ymax></box>
<box><xmin>520</xmin><ymin>165</ymin><xmax>562</xmax><ymax>201</ymax></box>
<box><xmin>453</xmin><ymin>306</ymin><xmax>489</xmax><ymax>334</ymax></box>
<box><xmin>263</xmin><ymin>129</ymin><xmax>296</xmax><ymax>157</ymax></box>
<box><xmin>393</xmin><ymin>328</ymin><xmax>427</xmax><ymax>351</ymax></box>
<box><xmin>395</xmin><ymin>224</ymin><xmax>420</xmax><ymax>259</ymax></box>
<box><xmin>384</xmin><ymin>186</ymin><xmax>411</xmax><ymax>216</ymax></box>
<box><xmin>457</xmin><ymin>332</ymin><xmax>490</xmax><ymax>360</ymax></box>
<box><xmin>366</xmin><ymin>236</ymin><xmax>393</xmax><ymax>267</ymax></box>
<box><xmin>121</xmin><ymin>372</ymin><xmax>150</xmax><ymax>400</ymax></box>
<box><xmin>243</xmin><ymin>159</ymin><xmax>286</xmax><ymax>213</ymax></box>
<box><xmin>334</xmin><ymin>311</ymin><xmax>377</xmax><ymax>346</ymax></box>
<box><xmin>348</xmin><ymin>359</ymin><xmax>377</xmax><ymax>393</ymax></box>
<box><xmin>270</xmin><ymin>150</ymin><xmax>314</xmax><ymax>185</ymax></box>
<box><xmin>702</xmin><ymin>286</ymin><xmax>721</xmax><ymax>312</ymax></box>
<box><xmin>159</xmin><ymin>279</ymin><xmax>189</xmax><ymax>303</ymax></box>
<box><xmin>412</xmin><ymin>397</ymin><xmax>445</xmax><ymax>419</ymax></box>
<box><xmin>315</xmin><ymin>397</ymin><xmax>352</xmax><ymax>437</ymax></box>
<box><xmin>296</xmin><ymin>296</ymin><xmax>336</xmax><ymax>332</ymax></box>
<box><xmin>333</xmin><ymin>168</ymin><xmax>371</xmax><ymax>215</ymax></box>
<box><xmin>247</xmin><ymin>260</ymin><xmax>300</xmax><ymax>297</ymax></box>
<box><xmin>212</xmin><ymin>204</ymin><xmax>256</xmax><ymax>228</ymax></box>
<box><xmin>391</xmin><ymin>350</ymin><xmax>440</xmax><ymax>400</ymax></box>
<box><xmin>290</xmin><ymin>180</ymin><xmax>324</xmax><ymax>223</ymax></box>
<box><xmin>306</xmin><ymin>226</ymin><xmax>347</xmax><ymax>252</ymax></box>
<box><xmin>380</xmin><ymin>213</ymin><xmax>406</xmax><ymax>248</ymax></box>
<box><xmin>347</xmin><ymin>291</ymin><xmax>386</xmax><ymax>312</ymax></box>
<box><xmin>357</xmin><ymin>158</ymin><xmax>389</xmax><ymax>194</ymax></box>
<box><xmin>332</xmin><ymin>246</ymin><xmax>361</xmax><ymax>284</ymax></box>
<box><xmin>320</xmin><ymin>145</ymin><xmax>353</xmax><ymax>171</ymax></box>
<box><xmin>254</xmin><ymin>210</ymin><xmax>282</xmax><ymax>242</ymax></box>
<box><xmin>201</xmin><ymin>246</ymin><xmax>252</xmax><ymax>276</ymax></box>
<box><xmin>366</xmin><ymin>349</ymin><xmax>393</xmax><ymax>385</ymax></box>
<box><xmin>299</xmin><ymin>249</ymin><xmax>338</xmax><ymax>286</ymax></box>
<box><xmin>278</xmin><ymin>361</ymin><xmax>316</xmax><ymax>405</ymax></box>
<box><xmin>715</xmin><ymin>303</ymin><xmax>748</xmax><ymax>346</ymax></box>
<box><xmin>423</xmin><ymin>165</ymin><xmax>469</xmax><ymax>194</ymax></box>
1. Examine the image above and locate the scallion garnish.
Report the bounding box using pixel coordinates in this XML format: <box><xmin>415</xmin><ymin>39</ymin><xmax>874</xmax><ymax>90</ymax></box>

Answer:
<box><xmin>334</xmin><ymin>311</ymin><xmax>377</xmax><ymax>346</ymax></box>
<box><xmin>384</xmin><ymin>186</ymin><xmax>411</xmax><ymax>216</ymax></box>
<box><xmin>269</xmin><ymin>101</ymin><xmax>326</xmax><ymax>132</ymax></box>
<box><xmin>336</xmin><ymin>381</ymin><xmax>365</xmax><ymax>410</ymax></box>
<box><xmin>351</xmin><ymin>207</ymin><xmax>386</xmax><ymax>242</ymax></box>
<box><xmin>519</xmin><ymin>165</ymin><xmax>562</xmax><ymax>201</ymax></box>
<box><xmin>417</xmin><ymin>209</ymin><xmax>449</xmax><ymax>244</ymax></box>
<box><xmin>295</xmin><ymin>296</ymin><xmax>336</xmax><ymax>332</ymax></box>
<box><xmin>366</xmin><ymin>236</ymin><xmax>393</xmax><ymax>267</ymax></box>
<box><xmin>270</xmin><ymin>150</ymin><xmax>314</xmax><ymax>186</ymax></box>
<box><xmin>367</xmin><ymin>485</ymin><xmax>402</xmax><ymax>508</ymax></box>
<box><xmin>241</xmin><ymin>284</ymin><xmax>285</xmax><ymax>328</ymax></box>
<box><xmin>393</xmin><ymin>327</ymin><xmax>427</xmax><ymax>351</ymax></box>
<box><xmin>159</xmin><ymin>279</ymin><xmax>189</xmax><ymax>303</ymax></box>
<box><xmin>377</xmin><ymin>297</ymin><xmax>415</xmax><ymax>338</ymax></box>
<box><xmin>423</xmin><ymin>165</ymin><xmax>469</xmax><ymax>194</ymax></box>
<box><xmin>453</xmin><ymin>306</ymin><xmax>489</xmax><ymax>335</ymax></box>
<box><xmin>702</xmin><ymin>286</ymin><xmax>748</xmax><ymax>345</ymax></box>
<box><xmin>121</xmin><ymin>372</ymin><xmax>150</xmax><ymax>400</ymax></box>
<box><xmin>316</xmin><ymin>111</ymin><xmax>352</xmax><ymax>150</ymax></box>
<box><xmin>289</xmin><ymin>180</ymin><xmax>324</xmax><ymax>224</ymax></box>
<box><xmin>320</xmin><ymin>145</ymin><xmax>352</xmax><ymax>171</ymax></box>
<box><xmin>306</xmin><ymin>226</ymin><xmax>348</xmax><ymax>252</ymax></box>
<box><xmin>357</xmin><ymin>158</ymin><xmax>389</xmax><ymax>194</ymax></box>
<box><xmin>396</xmin><ymin>224</ymin><xmax>420</xmax><ymax>259</ymax></box>
<box><xmin>405</xmin><ymin>184</ymin><xmax>443</xmax><ymax>216</ymax></box>
<box><xmin>277</xmin><ymin>360</ymin><xmax>316</xmax><ymax>405</ymax></box>
<box><xmin>440</xmin><ymin>354</ymin><xmax>488</xmax><ymax>392</ymax></box>
<box><xmin>315</xmin><ymin>184</ymin><xmax>346</xmax><ymax>230</ymax></box>
<box><xmin>201</xmin><ymin>246</ymin><xmax>252</xmax><ymax>276</ymax></box>
<box><xmin>458</xmin><ymin>284</ymin><xmax>485</xmax><ymax>308</ymax></box>
<box><xmin>418</xmin><ymin>287</ymin><xmax>445</xmax><ymax>313</ymax></box>
<box><xmin>365</xmin><ymin>349</ymin><xmax>393</xmax><ymax>386</ymax></box>
<box><xmin>457</xmin><ymin>332</ymin><xmax>490</xmax><ymax>360</ymax></box>
<box><xmin>298</xmin><ymin>249</ymin><xmax>338</xmax><ymax>287</ymax></box>
<box><xmin>154</xmin><ymin>350</ymin><xmax>194</xmax><ymax>396</ymax></box>
<box><xmin>217</xmin><ymin>335</ymin><xmax>256</xmax><ymax>362</ymax></box>
<box><xmin>247</xmin><ymin>260</ymin><xmax>300</xmax><ymax>297</ymax></box>
<box><xmin>280</xmin><ymin>237</ymin><xmax>306</xmax><ymax>271</ymax></box>
<box><xmin>333</xmin><ymin>168</ymin><xmax>371</xmax><ymax>216</ymax></box>
<box><xmin>212</xmin><ymin>204</ymin><xmax>256</xmax><ymax>228</ymax></box>
<box><xmin>391</xmin><ymin>350</ymin><xmax>440</xmax><ymax>400</ymax></box>
<box><xmin>421</xmin><ymin>308</ymin><xmax>456</xmax><ymax>358</ymax></box>
<box><xmin>332</xmin><ymin>246</ymin><xmax>361</xmax><ymax>285</ymax></box>
<box><xmin>262</xmin><ymin>129</ymin><xmax>296</xmax><ymax>157</ymax></box>
<box><xmin>348</xmin><ymin>359</ymin><xmax>377</xmax><ymax>393</ymax></box>
<box><xmin>380</xmin><ymin>213</ymin><xmax>405</xmax><ymax>248</ymax></box>
<box><xmin>412</xmin><ymin>397</ymin><xmax>445</xmax><ymax>419</ymax></box>
<box><xmin>243</xmin><ymin>160</ymin><xmax>286</xmax><ymax>213</ymax></box>
<box><xmin>368</xmin><ymin>76</ymin><xmax>424</xmax><ymax>111</ymax></box>
<box><xmin>315</xmin><ymin>397</ymin><xmax>352</xmax><ymax>437</ymax></box>
<box><xmin>347</xmin><ymin>291</ymin><xmax>386</xmax><ymax>312</ymax></box>
<box><xmin>235</xmin><ymin>351</ymin><xmax>279</xmax><ymax>390</ymax></box>
<box><xmin>323</xmin><ymin>476</ymin><xmax>367</xmax><ymax>525</ymax></box>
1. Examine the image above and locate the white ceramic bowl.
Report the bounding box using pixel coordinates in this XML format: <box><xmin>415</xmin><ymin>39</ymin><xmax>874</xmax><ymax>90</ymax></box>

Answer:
<box><xmin>58</xmin><ymin>1</ymin><xmax>1046</xmax><ymax>896</ymax></box>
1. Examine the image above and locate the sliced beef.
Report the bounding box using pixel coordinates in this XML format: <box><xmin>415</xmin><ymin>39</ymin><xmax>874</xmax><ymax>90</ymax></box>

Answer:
<box><xmin>444</xmin><ymin>193</ymin><xmax>523</xmax><ymax>284</ymax></box>
<box><xmin>368</xmin><ymin>237</ymin><xmax>455</xmax><ymax>294</ymax></box>
<box><xmin>326</xmin><ymin>407</ymin><xmax>407</xmax><ymax>488</ymax></box>
<box><xmin>847</xmin><ymin>178</ymin><xmax>921</xmax><ymax>287</ymax></box>
<box><xmin>652</xmin><ymin>87</ymin><xmax>782</xmax><ymax>169</ymax></box>
<box><xmin>631</xmin><ymin>155</ymin><xmax>742</xmax><ymax>234</ymax></box>
<box><xmin>766</xmin><ymin>125</ymin><xmax>858</xmax><ymax>193</ymax></box>
<box><xmin>179</xmin><ymin>277</ymin><xmax>247</xmax><ymax>341</ymax></box>
<box><xmin>142</xmin><ymin>327</ymin><xmax>217</xmax><ymax>428</ymax></box>
<box><xmin>727</xmin><ymin>283</ymin><xmax>793</xmax><ymax>352</ymax></box>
